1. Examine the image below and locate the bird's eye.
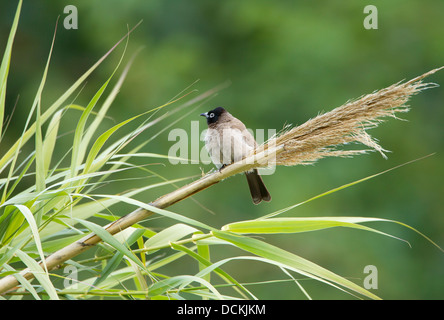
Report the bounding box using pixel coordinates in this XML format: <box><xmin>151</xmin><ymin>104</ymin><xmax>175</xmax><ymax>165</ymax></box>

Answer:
<box><xmin>209</xmin><ymin>113</ymin><xmax>215</xmax><ymax>118</ymax></box>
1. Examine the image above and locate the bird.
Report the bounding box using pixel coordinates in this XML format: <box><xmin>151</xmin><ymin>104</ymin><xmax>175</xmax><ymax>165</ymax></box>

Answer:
<box><xmin>200</xmin><ymin>107</ymin><xmax>271</xmax><ymax>204</ymax></box>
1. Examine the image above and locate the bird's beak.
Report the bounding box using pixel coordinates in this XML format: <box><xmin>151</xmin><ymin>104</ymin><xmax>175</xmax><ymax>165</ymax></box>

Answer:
<box><xmin>200</xmin><ymin>112</ymin><xmax>208</xmax><ymax>118</ymax></box>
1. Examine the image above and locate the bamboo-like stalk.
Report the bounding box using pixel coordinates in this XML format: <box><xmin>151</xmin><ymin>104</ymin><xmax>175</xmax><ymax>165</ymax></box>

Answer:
<box><xmin>0</xmin><ymin>67</ymin><xmax>442</xmax><ymax>295</ymax></box>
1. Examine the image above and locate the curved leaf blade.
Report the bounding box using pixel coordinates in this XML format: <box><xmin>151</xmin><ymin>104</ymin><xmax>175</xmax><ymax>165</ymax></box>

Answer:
<box><xmin>212</xmin><ymin>230</ymin><xmax>380</xmax><ymax>300</ymax></box>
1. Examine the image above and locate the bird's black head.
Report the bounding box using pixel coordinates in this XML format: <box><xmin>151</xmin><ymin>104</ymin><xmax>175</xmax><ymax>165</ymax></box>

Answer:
<box><xmin>200</xmin><ymin>107</ymin><xmax>226</xmax><ymax>125</ymax></box>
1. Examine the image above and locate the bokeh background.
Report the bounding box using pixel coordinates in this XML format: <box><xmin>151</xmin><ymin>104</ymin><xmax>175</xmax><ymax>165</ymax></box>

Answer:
<box><xmin>1</xmin><ymin>0</ymin><xmax>443</xmax><ymax>299</ymax></box>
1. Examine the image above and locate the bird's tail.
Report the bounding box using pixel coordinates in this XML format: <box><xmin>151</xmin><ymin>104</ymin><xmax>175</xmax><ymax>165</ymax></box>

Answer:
<box><xmin>245</xmin><ymin>169</ymin><xmax>271</xmax><ymax>205</ymax></box>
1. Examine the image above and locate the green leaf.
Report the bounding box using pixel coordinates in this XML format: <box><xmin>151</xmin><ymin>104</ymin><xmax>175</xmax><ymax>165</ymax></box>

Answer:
<box><xmin>0</xmin><ymin>0</ymin><xmax>22</xmax><ymax>140</ymax></box>
<box><xmin>24</xmin><ymin>233</ymin><xmax>85</xmax><ymax>254</ymax></box>
<box><xmin>34</xmin><ymin>19</ymin><xmax>58</xmax><ymax>195</ymax></box>
<box><xmin>188</xmin><ymin>255</ymin><xmax>313</xmax><ymax>299</ymax></box>
<box><xmin>70</xmin><ymin>81</ymin><xmax>112</xmax><ymax>181</ymax></box>
<box><xmin>2</xmin><ymin>263</ymin><xmax>40</xmax><ymax>300</ymax></box>
<box><xmin>13</xmin><ymin>204</ymin><xmax>48</xmax><ymax>273</ymax></box>
<box><xmin>170</xmin><ymin>242</ymin><xmax>255</xmax><ymax>300</ymax></box>
<box><xmin>148</xmin><ymin>275</ymin><xmax>223</xmax><ymax>299</ymax></box>
<box><xmin>74</xmin><ymin>218</ymin><xmax>146</xmax><ymax>272</ymax></box>
<box><xmin>0</xmin><ymin>206</ymin><xmax>25</xmax><ymax>244</ymax></box>
<box><xmin>14</xmin><ymin>249</ymin><xmax>58</xmax><ymax>300</ymax></box>
<box><xmin>0</xmin><ymin>21</ymin><xmax>141</xmax><ymax>179</ymax></box>
<box><xmin>196</xmin><ymin>233</ymin><xmax>211</xmax><ymax>285</ymax></box>
<box><xmin>91</xmin><ymin>194</ymin><xmax>214</xmax><ymax>231</ymax></box>
<box><xmin>69</xmin><ymin>38</ymin><xmax>129</xmax><ymax>183</ymax></box>
<box><xmin>81</xmin><ymin>116</ymin><xmax>140</xmax><ymax>175</ymax></box>
<box><xmin>42</xmin><ymin>109</ymin><xmax>63</xmax><ymax>176</ymax></box>
<box><xmin>144</xmin><ymin>223</ymin><xmax>198</xmax><ymax>253</ymax></box>
<box><xmin>260</xmin><ymin>155</ymin><xmax>437</xmax><ymax>220</ymax></box>
<box><xmin>222</xmin><ymin>217</ymin><xmax>409</xmax><ymax>245</ymax></box>
<box><xmin>37</xmin><ymin>177</ymin><xmax>190</xmax><ymax>240</ymax></box>
<box><xmin>79</xmin><ymin>81</ymin><xmax>187</xmax><ymax>183</ymax></box>
<box><xmin>0</xmin><ymin>237</ymin><xmax>28</xmax><ymax>267</ymax></box>
<box><xmin>279</xmin><ymin>266</ymin><xmax>312</xmax><ymax>300</ymax></box>
<box><xmin>212</xmin><ymin>230</ymin><xmax>380</xmax><ymax>300</ymax></box>
<box><xmin>1</xmin><ymin>155</ymin><xmax>35</xmax><ymax>203</ymax></box>
<box><xmin>62</xmin><ymin>251</ymin><xmax>189</xmax><ymax>294</ymax></box>
<box><xmin>93</xmin><ymin>252</ymin><xmax>124</xmax><ymax>289</ymax></box>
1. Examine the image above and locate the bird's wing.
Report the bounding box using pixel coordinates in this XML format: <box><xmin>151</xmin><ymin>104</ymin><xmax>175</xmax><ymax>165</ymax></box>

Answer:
<box><xmin>225</xmin><ymin>128</ymin><xmax>255</xmax><ymax>162</ymax></box>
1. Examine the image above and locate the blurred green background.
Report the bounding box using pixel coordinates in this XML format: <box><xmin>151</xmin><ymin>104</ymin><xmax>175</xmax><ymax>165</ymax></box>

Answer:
<box><xmin>1</xmin><ymin>0</ymin><xmax>443</xmax><ymax>299</ymax></box>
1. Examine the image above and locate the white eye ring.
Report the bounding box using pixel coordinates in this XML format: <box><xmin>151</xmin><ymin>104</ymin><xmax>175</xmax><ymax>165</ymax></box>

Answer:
<box><xmin>209</xmin><ymin>113</ymin><xmax>215</xmax><ymax>118</ymax></box>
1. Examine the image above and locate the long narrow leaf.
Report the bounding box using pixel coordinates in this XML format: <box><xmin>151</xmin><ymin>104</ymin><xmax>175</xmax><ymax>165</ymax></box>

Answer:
<box><xmin>144</xmin><ymin>223</ymin><xmax>198</xmax><ymax>253</ymax></box>
<box><xmin>260</xmin><ymin>154</ymin><xmax>436</xmax><ymax>220</ymax></box>
<box><xmin>42</xmin><ymin>109</ymin><xmax>63</xmax><ymax>176</ymax></box>
<box><xmin>63</xmin><ymin>251</ymin><xmax>189</xmax><ymax>293</ymax></box>
<box><xmin>170</xmin><ymin>242</ymin><xmax>255</xmax><ymax>300</ymax></box>
<box><xmin>91</xmin><ymin>194</ymin><xmax>214</xmax><ymax>231</ymax></box>
<box><xmin>14</xmin><ymin>249</ymin><xmax>58</xmax><ymax>300</ymax></box>
<box><xmin>70</xmin><ymin>38</ymin><xmax>129</xmax><ymax>182</ymax></box>
<box><xmin>80</xmin><ymin>88</ymin><xmax>192</xmax><ymax>182</ymax></box>
<box><xmin>212</xmin><ymin>230</ymin><xmax>380</xmax><ymax>300</ymax></box>
<box><xmin>2</xmin><ymin>263</ymin><xmax>40</xmax><ymax>300</ymax></box>
<box><xmin>0</xmin><ymin>21</ymin><xmax>142</xmax><ymax>175</ymax></box>
<box><xmin>92</xmin><ymin>227</ymin><xmax>146</xmax><ymax>289</ymax></box>
<box><xmin>34</xmin><ymin>19</ymin><xmax>58</xmax><ymax>194</ymax></box>
<box><xmin>13</xmin><ymin>204</ymin><xmax>47</xmax><ymax>273</ymax></box>
<box><xmin>222</xmin><ymin>217</ymin><xmax>410</xmax><ymax>246</ymax></box>
<box><xmin>35</xmin><ymin>177</ymin><xmax>191</xmax><ymax>240</ymax></box>
<box><xmin>69</xmin><ymin>82</ymin><xmax>110</xmax><ymax>180</ymax></box>
<box><xmin>74</xmin><ymin>218</ymin><xmax>146</xmax><ymax>272</ymax></box>
<box><xmin>148</xmin><ymin>275</ymin><xmax>223</xmax><ymax>299</ymax></box>
<box><xmin>0</xmin><ymin>0</ymin><xmax>22</xmax><ymax>140</ymax></box>
<box><xmin>196</xmin><ymin>233</ymin><xmax>211</xmax><ymax>287</ymax></box>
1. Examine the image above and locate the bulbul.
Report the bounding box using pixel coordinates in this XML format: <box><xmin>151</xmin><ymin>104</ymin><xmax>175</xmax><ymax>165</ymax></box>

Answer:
<box><xmin>200</xmin><ymin>107</ymin><xmax>271</xmax><ymax>204</ymax></box>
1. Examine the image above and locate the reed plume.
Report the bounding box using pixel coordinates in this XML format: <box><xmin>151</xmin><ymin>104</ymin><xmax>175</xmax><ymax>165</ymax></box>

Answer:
<box><xmin>253</xmin><ymin>66</ymin><xmax>443</xmax><ymax>167</ymax></box>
